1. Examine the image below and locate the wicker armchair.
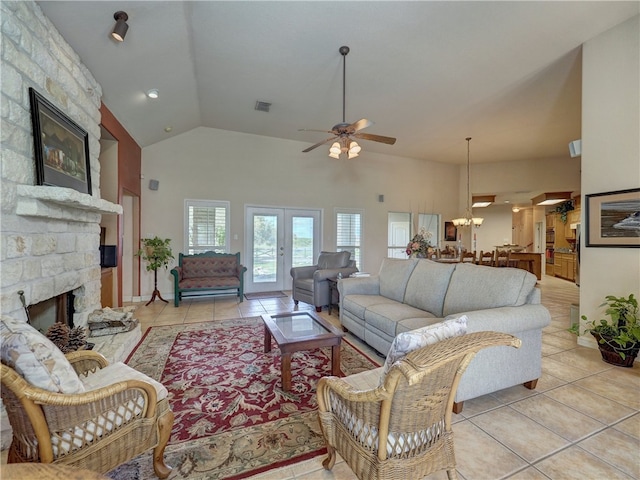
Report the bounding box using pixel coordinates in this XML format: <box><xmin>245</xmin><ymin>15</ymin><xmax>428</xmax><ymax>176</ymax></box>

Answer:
<box><xmin>317</xmin><ymin>331</ymin><xmax>521</xmax><ymax>480</ymax></box>
<box><xmin>1</xmin><ymin>349</ymin><xmax>174</xmax><ymax>478</ymax></box>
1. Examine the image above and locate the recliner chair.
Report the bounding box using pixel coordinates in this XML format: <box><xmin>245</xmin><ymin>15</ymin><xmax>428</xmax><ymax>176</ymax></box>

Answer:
<box><xmin>291</xmin><ymin>251</ymin><xmax>358</xmax><ymax>312</ymax></box>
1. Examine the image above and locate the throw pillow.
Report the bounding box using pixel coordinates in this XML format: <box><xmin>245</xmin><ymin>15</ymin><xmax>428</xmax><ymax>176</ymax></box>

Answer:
<box><xmin>317</xmin><ymin>251</ymin><xmax>350</xmax><ymax>269</ymax></box>
<box><xmin>381</xmin><ymin>315</ymin><xmax>468</xmax><ymax>380</ymax></box>
<box><xmin>0</xmin><ymin>315</ymin><xmax>85</xmax><ymax>394</ymax></box>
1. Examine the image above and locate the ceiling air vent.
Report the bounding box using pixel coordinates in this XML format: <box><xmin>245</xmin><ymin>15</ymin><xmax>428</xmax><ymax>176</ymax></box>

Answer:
<box><xmin>255</xmin><ymin>101</ymin><xmax>271</xmax><ymax>112</ymax></box>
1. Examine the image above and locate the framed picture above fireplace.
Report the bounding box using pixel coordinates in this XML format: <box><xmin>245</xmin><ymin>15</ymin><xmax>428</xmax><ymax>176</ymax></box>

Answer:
<box><xmin>29</xmin><ymin>87</ymin><xmax>92</xmax><ymax>195</ymax></box>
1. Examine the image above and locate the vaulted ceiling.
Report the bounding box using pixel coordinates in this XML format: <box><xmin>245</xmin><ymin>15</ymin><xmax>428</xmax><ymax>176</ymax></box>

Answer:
<box><xmin>39</xmin><ymin>1</ymin><xmax>638</xmax><ymax>165</ymax></box>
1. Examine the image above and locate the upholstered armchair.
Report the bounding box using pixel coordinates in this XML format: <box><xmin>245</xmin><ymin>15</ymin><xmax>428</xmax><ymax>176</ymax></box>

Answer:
<box><xmin>291</xmin><ymin>251</ymin><xmax>358</xmax><ymax>312</ymax></box>
<box><xmin>0</xmin><ymin>315</ymin><xmax>174</xmax><ymax>478</ymax></box>
<box><xmin>317</xmin><ymin>328</ymin><xmax>521</xmax><ymax>480</ymax></box>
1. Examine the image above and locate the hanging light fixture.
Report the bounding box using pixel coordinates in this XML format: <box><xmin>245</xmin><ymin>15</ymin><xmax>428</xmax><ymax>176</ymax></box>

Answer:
<box><xmin>111</xmin><ymin>11</ymin><xmax>129</xmax><ymax>42</ymax></box>
<box><xmin>452</xmin><ymin>137</ymin><xmax>484</xmax><ymax>228</ymax></box>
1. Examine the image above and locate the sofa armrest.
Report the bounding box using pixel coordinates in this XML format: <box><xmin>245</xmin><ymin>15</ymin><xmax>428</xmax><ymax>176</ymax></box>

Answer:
<box><xmin>170</xmin><ymin>266</ymin><xmax>183</xmax><ymax>282</ymax></box>
<box><xmin>313</xmin><ymin>266</ymin><xmax>359</xmax><ymax>282</ymax></box>
<box><xmin>290</xmin><ymin>265</ymin><xmax>318</xmax><ymax>280</ymax></box>
<box><xmin>338</xmin><ymin>276</ymin><xmax>381</xmax><ymax>296</ymax></box>
<box><xmin>445</xmin><ymin>304</ymin><xmax>551</xmax><ymax>335</ymax></box>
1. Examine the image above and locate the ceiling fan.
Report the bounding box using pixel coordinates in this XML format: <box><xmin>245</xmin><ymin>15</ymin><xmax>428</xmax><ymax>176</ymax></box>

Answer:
<box><xmin>301</xmin><ymin>46</ymin><xmax>396</xmax><ymax>159</ymax></box>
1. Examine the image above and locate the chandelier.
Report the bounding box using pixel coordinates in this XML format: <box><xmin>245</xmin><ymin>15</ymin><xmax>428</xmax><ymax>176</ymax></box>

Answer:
<box><xmin>452</xmin><ymin>137</ymin><xmax>484</xmax><ymax>228</ymax></box>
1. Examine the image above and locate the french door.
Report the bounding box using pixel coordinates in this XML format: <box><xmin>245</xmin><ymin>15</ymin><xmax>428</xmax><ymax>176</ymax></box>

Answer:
<box><xmin>245</xmin><ymin>206</ymin><xmax>321</xmax><ymax>293</ymax></box>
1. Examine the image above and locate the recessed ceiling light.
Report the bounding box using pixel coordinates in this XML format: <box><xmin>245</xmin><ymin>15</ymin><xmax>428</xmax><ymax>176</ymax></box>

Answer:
<box><xmin>164</xmin><ymin>126</ymin><xmax>172</xmax><ymax>132</ymax></box>
<box><xmin>146</xmin><ymin>89</ymin><xmax>159</xmax><ymax>99</ymax></box>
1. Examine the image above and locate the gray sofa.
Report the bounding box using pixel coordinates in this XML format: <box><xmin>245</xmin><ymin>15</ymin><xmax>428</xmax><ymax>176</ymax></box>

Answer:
<box><xmin>338</xmin><ymin>258</ymin><xmax>551</xmax><ymax>412</ymax></box>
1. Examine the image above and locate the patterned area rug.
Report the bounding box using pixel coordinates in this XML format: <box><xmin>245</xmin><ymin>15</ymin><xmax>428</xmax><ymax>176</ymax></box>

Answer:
<box><xmin>107</xmin><ymin>317</ymin><xmax>379</xmax><ymax>479</ymax></box>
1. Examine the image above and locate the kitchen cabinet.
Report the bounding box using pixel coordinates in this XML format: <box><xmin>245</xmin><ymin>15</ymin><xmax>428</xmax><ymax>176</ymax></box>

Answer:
<box><xmin>101</xmin><ymin>268</ymin><xmax>114</xmax><ymax>307</ymax></box>
<box><xmin>554</xmin><ymin>253</ymin><xmax>576</xmax><ymax>282</ymax></box>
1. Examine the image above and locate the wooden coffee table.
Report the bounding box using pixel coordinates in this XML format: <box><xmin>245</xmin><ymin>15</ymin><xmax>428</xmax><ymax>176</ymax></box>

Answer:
<box><xmin>262</xmin><ymin>311</ymin><xmax>345</xmax><ymax>391</ymax></box>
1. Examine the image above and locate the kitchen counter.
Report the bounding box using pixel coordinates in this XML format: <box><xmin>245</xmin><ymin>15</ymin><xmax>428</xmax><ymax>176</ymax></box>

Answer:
<box><xmin>508</xmin><ymin>252</ymin><xmax>543</xmax><ymax>280</ymax></box>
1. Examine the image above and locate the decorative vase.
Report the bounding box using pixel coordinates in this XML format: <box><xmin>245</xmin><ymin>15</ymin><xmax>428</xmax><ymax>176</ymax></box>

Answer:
<box><xmin>591</xmin><ymin>332</ymin><xmax>639</xmax><ymax>368</ymax></box>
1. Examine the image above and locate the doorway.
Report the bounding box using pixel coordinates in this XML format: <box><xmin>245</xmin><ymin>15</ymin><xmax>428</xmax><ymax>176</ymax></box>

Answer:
<box><xmin>245</xmin><ymin>206</ymin><xmax>321</xmax><ymax>293</ymax></box>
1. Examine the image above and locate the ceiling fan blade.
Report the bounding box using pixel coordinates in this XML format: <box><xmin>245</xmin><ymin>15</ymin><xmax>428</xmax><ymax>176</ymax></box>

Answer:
<box><xmin>302</xmin><ymin>136</ymin><xmax>338</xmax><ymax>153</ymax></box>
<box><xmin>348</xmin><ymin>118</ymin><xmax>374</xmax><ymax>133</ymax></box>
<box><xmin>353</xmin><ymin>132</ymin><xmax>397</xmax><ymax>145</ymax></box>
<box><xmin>298</xmin><ymin>128</ymin><xmax>336</xmax><ymax>134</ymax></box>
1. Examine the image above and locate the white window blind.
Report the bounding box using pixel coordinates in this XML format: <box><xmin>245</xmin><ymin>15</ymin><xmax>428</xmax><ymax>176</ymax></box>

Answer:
<box><xmin>336</xmin><ymin>210</ymin><xmax>362</xmax><ymax>269</ymax></box>
<box><xmin>184</xmin><ymin>200</ymin><xmax>229</xmax><ymax>254</ymax></box>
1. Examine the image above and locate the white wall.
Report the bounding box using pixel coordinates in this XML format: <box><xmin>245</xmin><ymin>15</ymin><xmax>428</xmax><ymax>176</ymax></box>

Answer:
<box><xmin>580</xmin><ymin>15</ymin><xmax>640</xmax><ymax>346</ymax></box>
<box><xmin>140</xmin><ymin>127</ymin><xmax>460</xmax><ymax>297</ymax></box>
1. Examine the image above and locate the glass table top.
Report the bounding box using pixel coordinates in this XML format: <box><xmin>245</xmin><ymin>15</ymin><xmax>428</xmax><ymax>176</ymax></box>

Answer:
<box><xmin>272</xmin><ymin>313</ymin><xmax>329</xmax><ymax>339</ymax></box>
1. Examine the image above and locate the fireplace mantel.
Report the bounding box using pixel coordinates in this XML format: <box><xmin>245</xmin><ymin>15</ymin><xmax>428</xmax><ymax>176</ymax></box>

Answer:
<box><xmin>16</xmin><ymin>185</ymin><xmax>122</xmax><ymax>222</ymax></box>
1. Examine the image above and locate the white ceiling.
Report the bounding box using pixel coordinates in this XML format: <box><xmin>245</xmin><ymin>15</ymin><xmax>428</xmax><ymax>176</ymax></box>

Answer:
<box><xmin>38</xmin><ymin>1</ymin><xmax>638</xmax><ymax>167</ymax></box>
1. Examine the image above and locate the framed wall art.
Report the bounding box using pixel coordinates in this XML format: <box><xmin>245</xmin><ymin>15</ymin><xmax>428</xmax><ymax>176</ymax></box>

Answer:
<box><xmin>29</xmin><ymin>87</ymin><xmax>92</xmax><ymax>195</ymax></box>
<box><xmin>444</xmin><ymin>221</ymin><xmax>457</xmax><ymax>241</ymax></box>
<box><xmin>585</xmin><ymin>187</ymin><xmax>640</xmax><ymax>247</ymax></box>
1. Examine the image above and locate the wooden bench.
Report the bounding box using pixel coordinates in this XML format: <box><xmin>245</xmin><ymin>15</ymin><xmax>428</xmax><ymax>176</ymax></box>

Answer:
<box><xmin>170</xmin><ymin>251</ymin><xmax>247</xmax><ymax>306</ymax></box>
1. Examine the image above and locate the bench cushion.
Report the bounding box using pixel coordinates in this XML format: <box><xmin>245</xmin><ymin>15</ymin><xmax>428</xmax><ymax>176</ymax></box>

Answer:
<box><xmin>182</xmin><ymin>256</ymin><xmax>238</xmax><ymax>279</ymax></box>
<box><xmin>179</xmin><ymin>276</ymin><xmax>240</xmax><ymax>289</ymax></box>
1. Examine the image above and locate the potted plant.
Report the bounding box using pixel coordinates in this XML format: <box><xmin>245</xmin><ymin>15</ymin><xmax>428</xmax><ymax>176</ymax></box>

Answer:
<box><xmin>137</xmin><ymin>236</ymin><xmax>174</xmax><ymax>271</ymax></box>
<box><xmin>137</xmin><ymin>237</ymin><xmax>174</xmax><ymax>305</ymax></box>
<box><xmin>570</xmin><ymin>294</ymin><xmax>640</xmax><ymax>367</ymax></box>
<box><xmin>555</xmin><ymin>200</ymin><xmax>575</xmax><ymax>224</ymax></box>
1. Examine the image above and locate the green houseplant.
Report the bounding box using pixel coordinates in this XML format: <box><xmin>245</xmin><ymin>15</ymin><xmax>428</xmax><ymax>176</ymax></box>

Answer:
<box><xmin>570</xmin><ymin>294</ymin><xmax>640</xmax><ymax>367</ymax></box>
<box><xmin>137</xmin><ymin>237</ymin><xmax>174</xmax><ymax>271</ymax></box>
<box><xmin>554</xmin><ymin>200</ymin><xmax>575</xmax><ymax>224</ymax></box>
<box><xmin>137</xmin><ymin>237</ymin><xmax>174</xmax><ymax>305</ymax></box>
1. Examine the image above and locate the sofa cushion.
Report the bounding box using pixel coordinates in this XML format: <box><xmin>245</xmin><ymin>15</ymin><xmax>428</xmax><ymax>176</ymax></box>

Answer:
<box><xmin>442</xmin><ymin>263</ymin><xmax>537</xmax><ymax>317</ymax></box>
<box><xmin>365</xmin><ymin>303</ymin><xmax>432</xmax><ymax>337</ymax></box>
<box><xmin>381</xmin><ymin>315</ymin><xmax>468</xmax><ymax>379</ymax></box>
<box><xmin>0</xmin><ymin>315</ymin><xmax>85</xmax><ymax>394</ymax></box>
<box><xmin>404</xmin><ymin>260</ymin><xmax>456</xmax><ymax>317</ymax></box>
<box><xmin>317</xmin><ymin>251</ymin><xmax>350</xmax><ymax>269</ymax></box>
<box><xmin>378</xmin><ymin>258</ymin><xmax>418</xmax><ymax>303</ymax></box>
<box><xmin>342</xmin><ymin>294</ymin><xmax>396</xmax><ymax>320</ymax></box>
<box><xmin>81</xmin><ymin>362</ymin><xmax>168</xmax><ymax>401</ymax></box>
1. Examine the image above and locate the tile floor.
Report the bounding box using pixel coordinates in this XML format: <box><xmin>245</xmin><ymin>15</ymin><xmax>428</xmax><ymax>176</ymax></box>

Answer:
<box><xmin>131</xmin><ymin>275</ymin><xmax>640</xmax><ymax>480</ymax></box>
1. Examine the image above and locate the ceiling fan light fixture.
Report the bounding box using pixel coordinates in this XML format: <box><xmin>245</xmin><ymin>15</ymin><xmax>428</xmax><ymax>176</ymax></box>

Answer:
<box><xmin>329</xmin><ymin>142</ymin><xmax>341</xmax><ymax>159</ymax></box>
<box><xmin>349</xmin><ymin>141</ymin><xmax>361</xmax><ymax>154</ymax></box>
<box><xmin>111</xmin><ymin>11</ymin><xmax>129</xmax><ymax>42</ymax></box>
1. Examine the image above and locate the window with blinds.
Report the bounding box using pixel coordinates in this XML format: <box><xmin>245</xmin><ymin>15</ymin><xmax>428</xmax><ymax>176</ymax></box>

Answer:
<box><xmin>336</xmin><ymin>210</ymin><xmax>362</xmax><ymax>269</ymax></box>
<box><xmin>184</xmin><ymin>200</ymin><xmax>230</xmax><ymax>254</ymax></box>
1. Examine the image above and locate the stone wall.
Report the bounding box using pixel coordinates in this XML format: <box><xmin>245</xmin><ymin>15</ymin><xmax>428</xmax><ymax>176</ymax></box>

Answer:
<box><xmin>1</xmin><ymin>1</ymin><xmax>116</xmax><ymax>328</ymax></box>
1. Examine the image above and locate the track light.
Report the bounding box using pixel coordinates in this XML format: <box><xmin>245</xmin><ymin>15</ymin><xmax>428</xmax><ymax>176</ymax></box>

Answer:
<box><xmin>111</xmin><ymin>11</ymin><xmax>129</xmax><ymax>42</ymax></box>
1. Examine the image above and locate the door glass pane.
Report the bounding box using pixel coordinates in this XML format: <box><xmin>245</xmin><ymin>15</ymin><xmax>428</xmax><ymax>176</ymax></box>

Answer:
<box><xmin>292</xmin><ymin>217</ymin><xmax>314</xmax><ymax>267</ymax></box>
<box><xmin>253</xmin><ymin>214</ymin><xmax>277</xmax><ymax>283</ymax></box>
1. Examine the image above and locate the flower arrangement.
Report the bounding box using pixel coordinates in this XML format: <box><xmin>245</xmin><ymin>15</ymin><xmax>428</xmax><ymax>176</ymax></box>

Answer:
<box><xmin>406</xmin><ymin>227</ymin><xmax>435</xmax><ymax>258</ymax></box>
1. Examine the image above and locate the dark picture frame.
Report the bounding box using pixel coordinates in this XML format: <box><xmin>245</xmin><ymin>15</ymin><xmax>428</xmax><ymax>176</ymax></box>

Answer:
<box><xmin>29</xmin><ymin>87</ymin><xmax>92</xmax><ymax>195</ymax></box>
<box><xmin>585</xmin><ymin>187</ymin><xmax>640</xmax><ymax>247</ymax></box>
<box><xmin>444</xmin><ymin>221</ymin><xmax>457</xmax><ymax>241</ymax></box>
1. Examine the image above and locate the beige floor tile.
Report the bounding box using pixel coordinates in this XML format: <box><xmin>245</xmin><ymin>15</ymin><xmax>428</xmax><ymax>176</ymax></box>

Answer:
<box><xmin>453</xmin><ymin>420</ymin><xmax>528</xmax><ymax>479</ymax></box>
<box><xmin>592</xmin><ymin>365</ymin><xmax>640</xmax><ymax>390</ymax></box>
<box><xmin>245</xmin><ymin>465</ymin><xmax>296</xmax><ymax>479</ymax></box>
<box><xmin>579</xmin><ymin>427</ymin><xmax>640</xmax><ymax>478</ymax></box>
<box><xmin>470</xmin><ymin>406</ymin><xmax>569</xmax><ymax>462</ymax></box>
<box><xmin>506</xmin><ymin>466</ymin><xmax>551</xmax><ymax>479</ymax></box>
<box><xmin>541</xmin><ymin>356</ymin><xmax>592</xmax><ymax>383</ymax></box>
<box><xmin>575</xmin><ymin>375</ymin><xmax>640</xmax><ymax>410</ymax></box>
<box><xmin>535</xmin><ymin>445</ymin><xmax>633</xmax><ymax>480</ymax></box>
<box><xmin>546</xmin><ymin>347</ymin><xmax>612</xmax><ymax>374</ymax></box>
<box><xmin>541</xmin><ymin>342</ymin><xmax>566</xmax><ymax>356</ymax></box>
<box><xmin>542</xmin><ymin>334</ymin><xmax>579</xmax><ymax>351</ymax></box>
<box><xmin>510</xmin><ymin>394</ymin><xmax>606</xmax><ymax>442</ymax></box>
<box><xmin>152</xmin><ymin>314</ymin><xmax>186</xmax><ymax>326</ymax></box>
<box><xmin>530</xmin><ymin>372</ymin><xmax>567</xmax><ymax>393</ymax></box>
<box><xmin>613</xmin><ymin>413</ymin><xmax>640</xmax><ymax>440</ymax></box>
<box><xmin>455</xmin><ymin>393</ymin><xmax>504</xmax><ymax>418</ymax></box>
<box><xmin>489</xmin><ymin>384</ymin><xmax>539</xmax><ymax>405</ymax></box>
<box><xmin>544</xmin><ymin>384</ymin><xmax>635</xmax><ymax>425</ymax></box>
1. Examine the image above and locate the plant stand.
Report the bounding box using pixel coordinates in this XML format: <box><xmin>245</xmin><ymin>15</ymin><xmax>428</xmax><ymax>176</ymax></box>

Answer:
<box><xmin>146</xmin><ymin>267</ymin><xmax>168</xmax><ymax>306</ymax></box>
